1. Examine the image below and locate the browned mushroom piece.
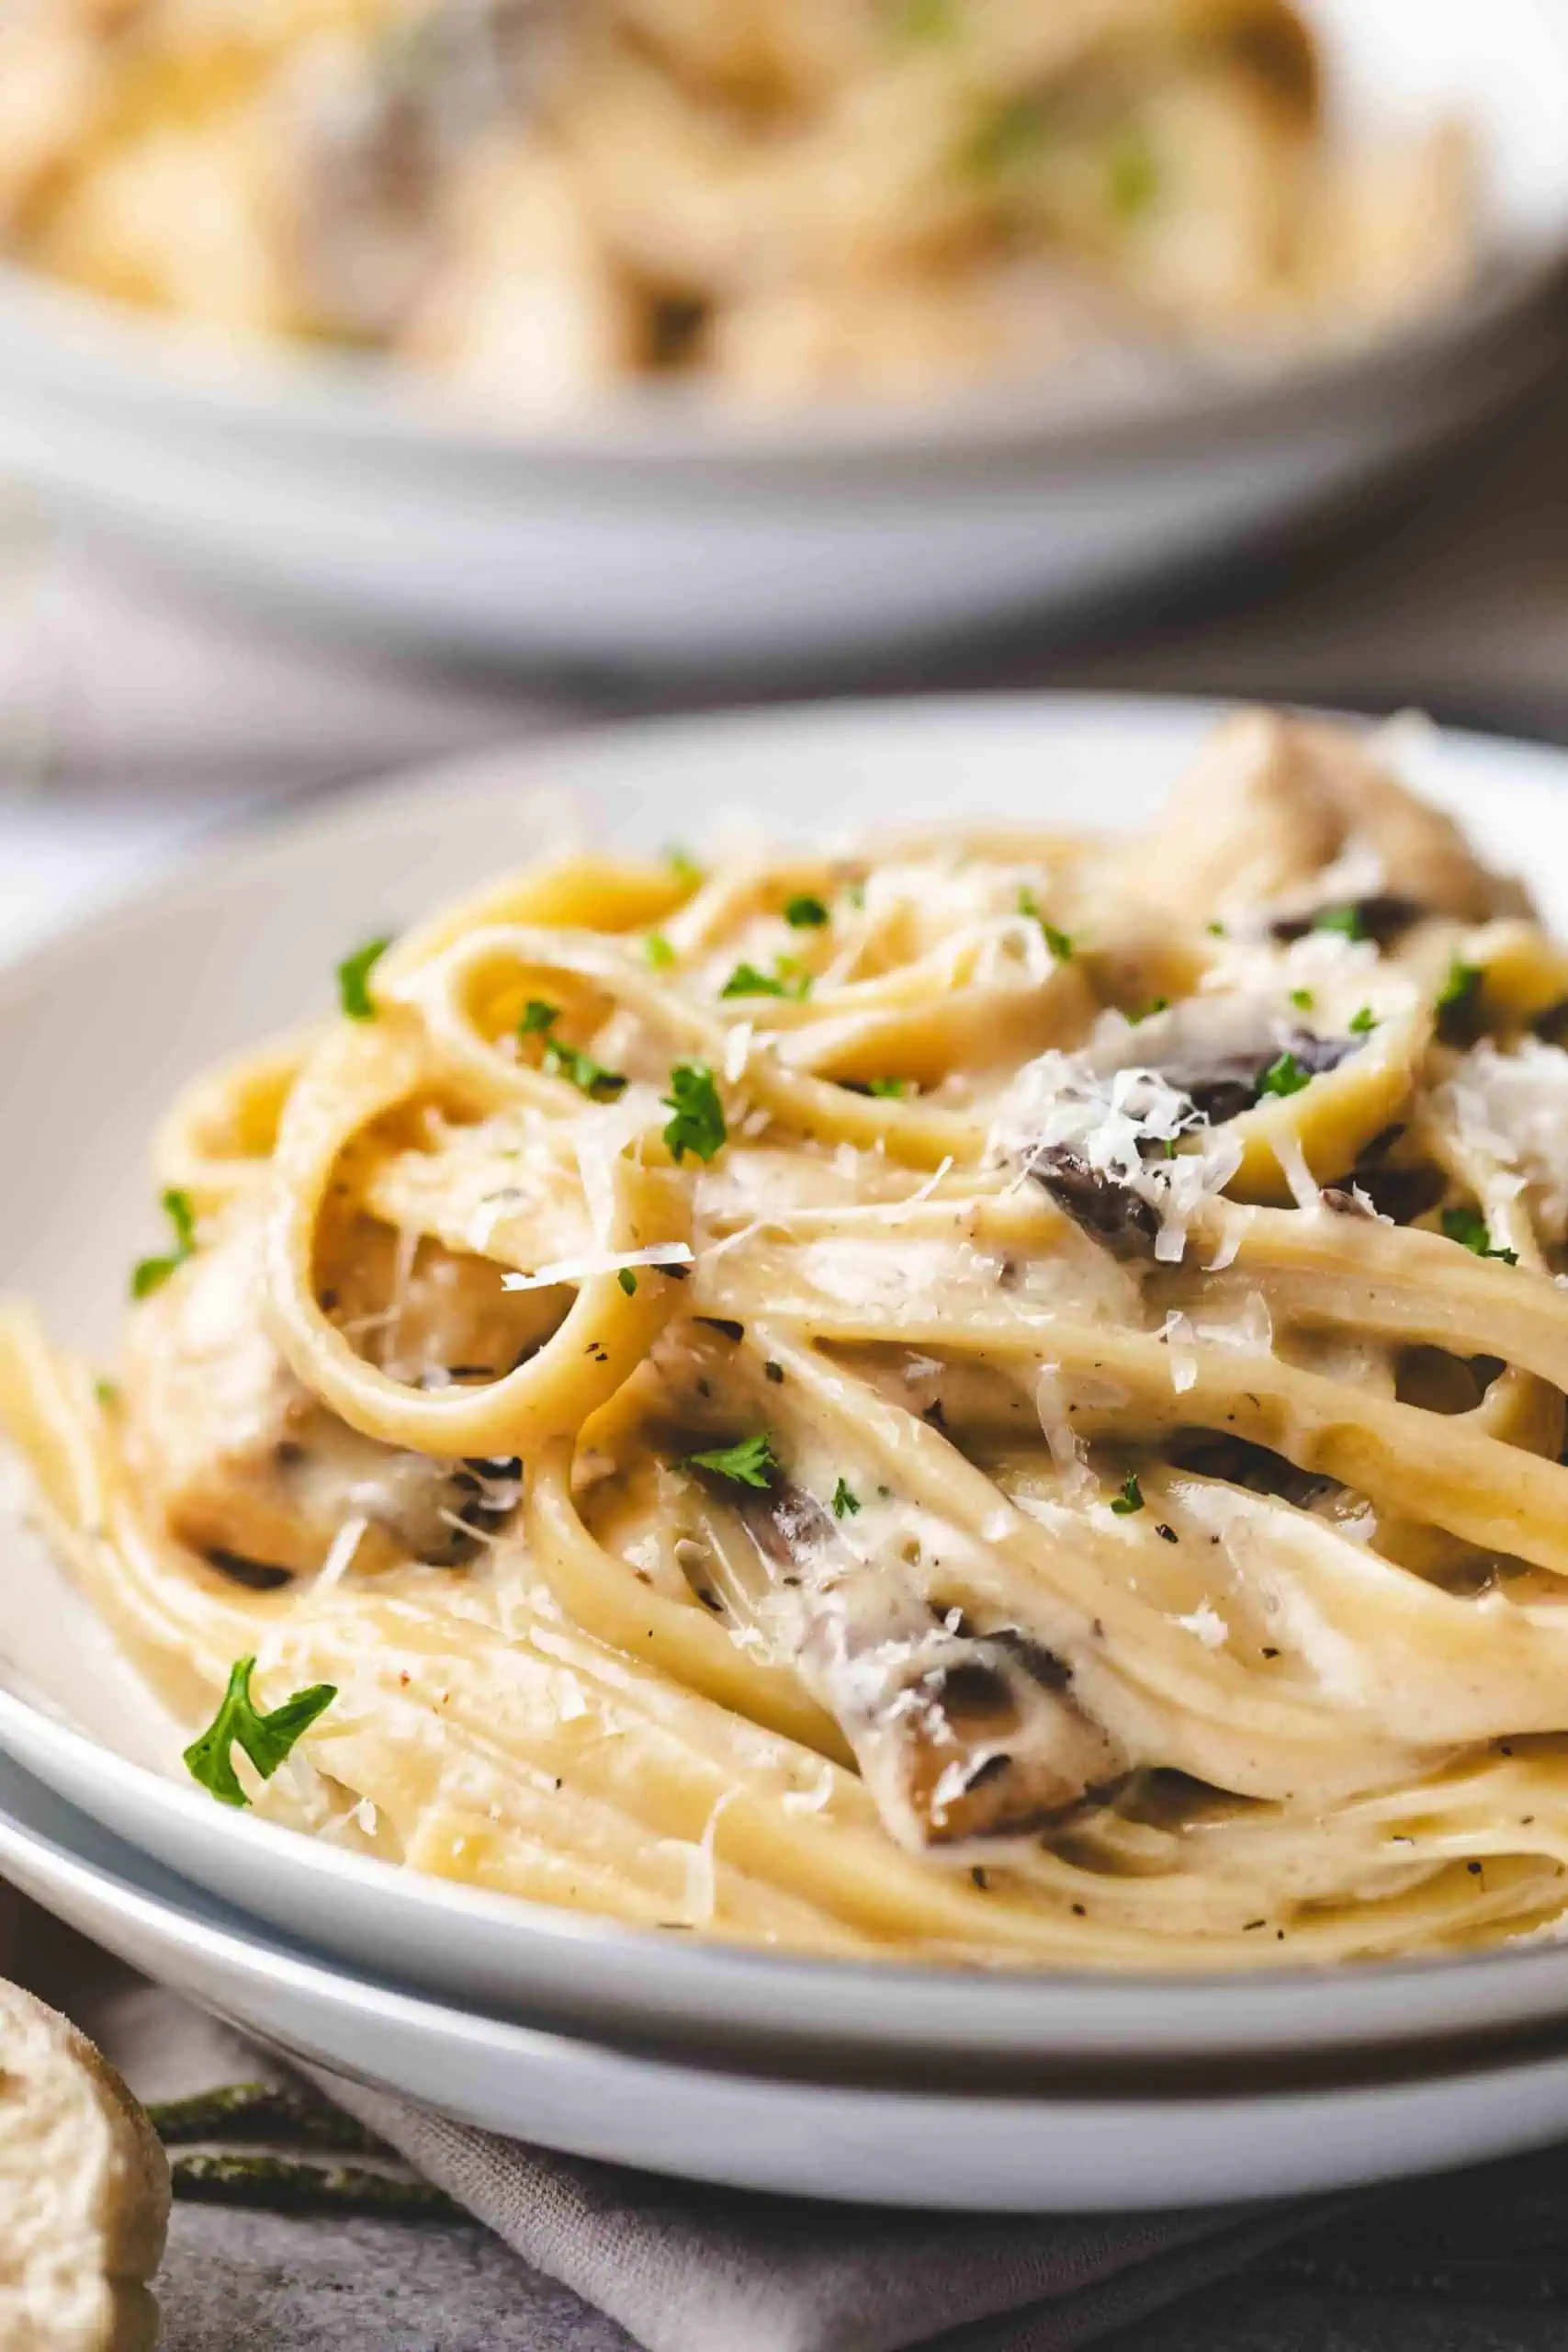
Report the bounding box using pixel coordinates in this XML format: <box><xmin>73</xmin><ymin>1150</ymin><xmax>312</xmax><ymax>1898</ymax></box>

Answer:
<box><xmin>292</xmin><ymin>0</ymin><xmax>570</xmax><ymax>341</ymax></box>
<box><xmin>721</xmin><ymin>1477</ymin><xmax>1128</xmax><ymax>1853</ymax></box>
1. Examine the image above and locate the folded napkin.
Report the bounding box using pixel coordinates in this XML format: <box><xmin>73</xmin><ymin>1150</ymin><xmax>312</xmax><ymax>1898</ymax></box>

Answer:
<box><xmin>3</xmin><ymin>1889</ymin><xmax>1342</xmax><ymax>2352</ymax></box>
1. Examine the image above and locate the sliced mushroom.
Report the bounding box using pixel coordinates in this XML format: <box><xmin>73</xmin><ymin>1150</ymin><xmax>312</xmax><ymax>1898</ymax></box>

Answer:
<box><xmin>289</xmin><ymin>0</ymin><xmax>569</xmax><ymax>340</ymax></box>
<box><xmin>718</xmin><ymin>1476</ymin><xmax>1128</xmax><ymax>1853</ymax></box>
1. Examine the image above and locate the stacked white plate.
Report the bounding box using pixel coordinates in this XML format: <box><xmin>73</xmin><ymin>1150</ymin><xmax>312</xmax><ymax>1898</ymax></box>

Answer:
<box><xmin>8</xmin><ymin>697</ymin><xmax>1568</xmax><ymax>2211</ymax></box>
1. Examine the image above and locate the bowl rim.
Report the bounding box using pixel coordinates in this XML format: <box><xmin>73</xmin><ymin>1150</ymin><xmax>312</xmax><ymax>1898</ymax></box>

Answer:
<box><xmin>4</xmin><ymin>232</ymin><xmax>1563</xmax><ymax>475</ymax></box>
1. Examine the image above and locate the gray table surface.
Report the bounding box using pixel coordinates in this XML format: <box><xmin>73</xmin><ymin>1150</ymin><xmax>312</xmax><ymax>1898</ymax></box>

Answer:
<box><xmin>154</xmin><ymin>2142</ymin><xmax>1568</xmax><ymax>2350</ymax></box>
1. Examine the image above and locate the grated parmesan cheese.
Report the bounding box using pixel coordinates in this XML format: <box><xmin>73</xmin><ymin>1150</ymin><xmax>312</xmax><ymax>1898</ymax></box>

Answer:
<box><xmin>315</xmin><ymin>1513</ymin><xmax>368</xmax><ymax>1592</ymax></box>
<box><xmin>1035</xmin><ymin>1367</ymin><xmax>1097</xmax><ymax>1501</ymax></box>
<box><xmin>991</xmin><ymin>1049</ymin><xmax>1243</xmax><ymax>1264</ymax></box>
<box><xmin>1436</xmin><ymin>1038</ymin><xmax>1568</xmax><ymax>1232</ymax></box>
<box><xmin>502</xmin><ymin>1242</ymin><xmax>694</xmax><ymax>1293</ymax></box>
<box><xmin>1174</xmin><ymin>1602</ymin><xmax>1228</xmax><ymax>1648</ymax></box>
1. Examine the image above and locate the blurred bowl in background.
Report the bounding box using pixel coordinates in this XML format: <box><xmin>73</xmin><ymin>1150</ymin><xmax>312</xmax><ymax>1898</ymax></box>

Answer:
<box><xmin>0</xmin><ymin>0</ymin><xmax>1562</xmax><ymax>673</ymax></box>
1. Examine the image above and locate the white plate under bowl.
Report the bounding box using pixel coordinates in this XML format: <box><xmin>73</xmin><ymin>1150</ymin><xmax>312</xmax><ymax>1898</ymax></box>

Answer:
<box><xmin>7</xmin><ymin>695</ymin><xmax>1568</xmax><ymax>2077</ymax></box>
<box><xmin>0</xmin><ymin>0</ymin><xmax>1563</xmax><ymax>668</ymax></box>
<box><xmin>17</xmin><ymin>1747</ymin><xmax>1568</xmax><ymax>2211</ymax></box>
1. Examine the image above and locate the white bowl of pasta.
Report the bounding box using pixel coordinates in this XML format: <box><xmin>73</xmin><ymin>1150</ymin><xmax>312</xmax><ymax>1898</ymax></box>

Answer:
<box><xmin>0</xmin><ymin>1</ymin><xmax>1565</xmax><ymax>666</ymax></box>
<box><xmin>10</xmin><ymin>695</ymin><xmax>1568</xmax><ymax>2102</ymax></box>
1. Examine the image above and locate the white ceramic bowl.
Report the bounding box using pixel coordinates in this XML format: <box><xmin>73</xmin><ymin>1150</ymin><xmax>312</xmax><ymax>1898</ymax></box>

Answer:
<box><xmin>0</xmin><ymin>0</ymin><xmax>1565</xmax><ymax>670</ymax></box>
<box><xmin>7</xmin><ymin>693</ymin><xmax>1568</xmax><ymax>2080</ymax></box>
<box><xmin>17</xmin><ymin>1747</ymin><xmax>1568</xmax><ymax>2210</ymax></box>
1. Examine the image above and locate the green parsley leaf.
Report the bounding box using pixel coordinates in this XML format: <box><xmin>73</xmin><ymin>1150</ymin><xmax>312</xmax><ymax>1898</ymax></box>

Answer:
<box><xmin>546</xmin><ymin>1043</ymin><xmax>627</xmax><ymax>1102</ymax></box>
<box><xmin>1441</xmin><ymin>1206</ymin><xmax>1518</xmax><ymax>1265</ymax></box>
<box><xmin>1106</xmin><ymin>125</ymin><xmax>1158</xmax><ymax>221</ymax></box>
<box><xmin>784</xmin><ymin>893</ymin><xmax>829</xmax><ymax>929</ymax></box>
<box><xmin>866</xmin><ymin>1077</ymin><xmax>910</xmax><ymax>1098</ymax></box>
<box><xmin>894</xmin><ymin>0</ymin><xmax>958</xmax><ymax>40</ymax></box>
<box><xmin>644</xmin><ymin>933</ymin><xmax>677</xmax><ymax>970</ymax></box>
<box><xmin>1018</xmin><ymin>888</ymin><xmax>1073</xmax><ymax>960</ymax></box>
<box><xmin>617</xmin><ymin>1269</ymin><xmax>637</xmax><ymax>1295</ymax></box>
<box><xmin>1289</xmin><ymin>987</ymin><xmax>1314</xmax><ymax>1011</ymax></box>
<box><xmin>662</xmin><ymin>1061</ymin><xmax>728</xmax><ymax>1163</ymax></box>
<box><xmin>1348</xmin><ymin>1005</ymin><xmax>1378</xmax><ymax>1035</ymax></box>
<box><xmin>1312</xmin><ymin>905</ymin><xmax>1365</xmax><ymax>942</ymax></box>
<box><xmin>1437</xmin><ymin>959</ymin><xmax>1481</xmax><ymax>1012</ymax></box>
<box><xmin>1127</xmin><ymin>997</ymin><xmax>1169</xmax><ymax>1026</ymax></box>
<box><xmin>1257</xmin><ymin>1050</ymin><xmax>1311</xmax><ymax>1100</ymax></box>
<box><xmin>1437</xmin><ymin>959</ymin><xmax>1481</xmax><ymax>1017</ymax></box>
<box><xmin>521</xmin><ymin>1001</ymin><xmax>626</xmax><ymax>1099</ymax></box>
<box><xmin>721</xmin><ymin>961</ymin><xmax>785</xmax><ymax>999</ymax></box>
<box><xmin>666</xmin><ymin>845</ymin><xmax>704</xmax><ymax>888</ymax></box>
<box><xmin>95</xmin><ymin>1376</ymin><xmax>119</xmax><ymax>1409</ymax></box>
<box><xmin>1110</xmin><ymin>1471</ymin><xmax>1145</xmax><ymax>1515</ymax></box>
<box><xmin>183</xmin><ymin>1655</ymin><xmax>338</xmax><ymax>1808</ymax></box>
<box><xmin>336</xmin><ymin>934</ymin><xmax>392</xmax><ymax>1022</ymax></box>
<box><xmin>966</xmin><ymin>92</ymin><xmax>1050</xmax><ymax>179</ymax></box>
<box><xmin>130</xmin><ymin>1187</ymin><xmax>199</xmax><ymax>1300</ymax></box>
<box><xmin>1206</xmin><ymin>920</ymin><xmax>1227</xmax><ymax>936</ymax></box>
<box><xmin>831</xmin><ymin>1476</ymin><xmax>862</xmax><ymax>1519</ymax></box>
<box><xmin>721</xmin><ymin>957</ymin><xmax>811</xmax><ymax>1001</ymax></box>
<box><xmin>685</xmin><ymin>1433</ymin><xmax>777</xmax><ymax>1489</ymax></box>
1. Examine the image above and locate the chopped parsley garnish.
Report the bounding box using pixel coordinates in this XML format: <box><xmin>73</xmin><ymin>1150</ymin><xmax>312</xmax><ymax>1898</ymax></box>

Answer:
<box><xmin>685</xmin><ymin>1432</ymin><xmax>777</xmax><ymax>1488</ymax></box>
<box><xmin>865</xmin><ymin>1077</ymin><xmax>910</xmax><ymax>1098</ymax></box>
<box><xmin>1348</xmin><ymin>1005</ymin><xmax>1378</xmax><ymax>1035</ymax></box>
<box><xmin>845</xmin><ymin>880</ymin><xmax>866</xmax><ymax>910</ymax></box>
<box><xmin>95</xmin><ymin>1376</ymin><xmax>119</xmax><ymax>1409</ymax></box>
<box><xmin>1206</xmin><ymin>920</ymin><xmax>1227</xmax><ymax>936</ymax></box>
<box><xmin>721</xmin><ymin>958</ymin><xmax>811</xmax><ymax>1001</ymax></box>
<box><xmin>617</xmin><ymin>1269</ymin><xmax>637</xmax><ymax>1295</ymax></box>
<box><xmin>183</xmin><ymin>1656</ymin><xmax>338</xmax><ymax>1808</ymax></box>
<box><xmin>1017</xmin><ymin>888</ymin><xmax>1072</xmax><ymax>960</ymax></box>
<box><xmin>644</xmin><ymin>933</ymin><xmax>677</xmax><ymax>970</ymax></box>
<box><xmin>1110</xmin><ymin>1472</ymin><xmax>1145</xmax><ymax>1515</ymax></box>
<box><xmin>662</xmin><ymin>1061</ymin><xmax>728</xmax><ymax>1162</ymax></box>
<box><xmin>1312</xmin><ymin>905</ymin><xmax>1366</xmax><ymax>942</ymax></box>
<box><xmin>1437</xmin><ymin>959</ymin><xmax>1481</xmax><ymax>1017</ymax></box>
<box><xmin>520</xmin><ymin>1001</ymin><xmax>626</xmax><ymax>1100</ymax></box>
<box><xmin>1127</xmin><ymin>997</ymin><xmax>1169</xmax><ymax>1026</ymax></box>
<box><xmin>666</xmin><ymin>845</ymin><xmax>704</xmax><ymax>888</ymax></box>
<box><xmin>336</xmin><ymin>934</ymin><xmax>392</xmax><ymax>1021</ymax></box>
<box><xmin>831</xmin><ymin>1476</ymin><xmax>861</xmax><ymax>1519</ymax></box>
<box><xmin>966</xmin><ymin>92</ymin><xmax>1051</xmax><ymax>179</ymax></box>
<box><xmin>894</xmin><ymin>0</ymin><xmax>958</xmax><ymax>40</ymax></box>
<box><xmin>1437</xmin><ymin>959</ymin><xmax>1480</xmax><ymax>1010</ymax></box>
<box><xmin>131</xmin><ymin>1188</ymin><xmax>198</xmax><ymax>1300</ymax></box>
<box><xmin>784</xmin><ymin>893</ymin><xmax>829</xmax><ymax>929</ymax></box>
<box><xmin>1441</xmin><ymin>1206</ymin><xmax>1517</xmax><ymax>1265</ymax></box>
<box><xmin>1106</xmin><ymin>126</ymin><xmax>1158</xmax><ymax>221</ymax></box>
<box><xmin>548</xmin><ymin>1046</ymin><xmax>627</xmax><ymax>1102</ymax></box>
<box><xmin>1257</xmin><ymin>1050</ymin><xmax>1311</xmax><ymax>1100</ymax></box>
<box><xmin>1289</xmin><ymin>987</ymin><xmax>1314</xmax><ymax>1011</ymax></box>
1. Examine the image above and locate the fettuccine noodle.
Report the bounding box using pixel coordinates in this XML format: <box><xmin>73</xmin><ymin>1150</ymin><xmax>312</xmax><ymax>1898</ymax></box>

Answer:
<box><xmin>9</xmin><ymin>706</ymin><xmax>1568</xmax><ymax>1970</ymax></box>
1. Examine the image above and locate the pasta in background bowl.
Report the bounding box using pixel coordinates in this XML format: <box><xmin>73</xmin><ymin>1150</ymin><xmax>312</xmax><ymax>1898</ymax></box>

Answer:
<box><xmin>13</xmin><ymin>698</ymin><xmax>1568</xmax><ymax>2000</ymax></box>
<box><xmin>0</xmin><ymin>4</ymin><xmax>1562</xmax><ymax>662</ymax></box>
<box><xmin>0</xmin><ymin>0</ymin><xmax>1480</xmax><ymax>410</ymax></box>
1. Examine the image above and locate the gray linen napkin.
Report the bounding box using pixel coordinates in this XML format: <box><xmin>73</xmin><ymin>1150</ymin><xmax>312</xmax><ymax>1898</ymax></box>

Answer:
<box><xmin>4</xmin><ymin>1888</ymin><xmax>1337</xmax><ymax>2352</ymax></box>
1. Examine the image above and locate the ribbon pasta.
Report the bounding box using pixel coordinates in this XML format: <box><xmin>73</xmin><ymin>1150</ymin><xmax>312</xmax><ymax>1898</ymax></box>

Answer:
<box><xmin>8</xmin><ymin>707</ymin><xmax>1568</xmax><ymax>1970</ymax></box>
